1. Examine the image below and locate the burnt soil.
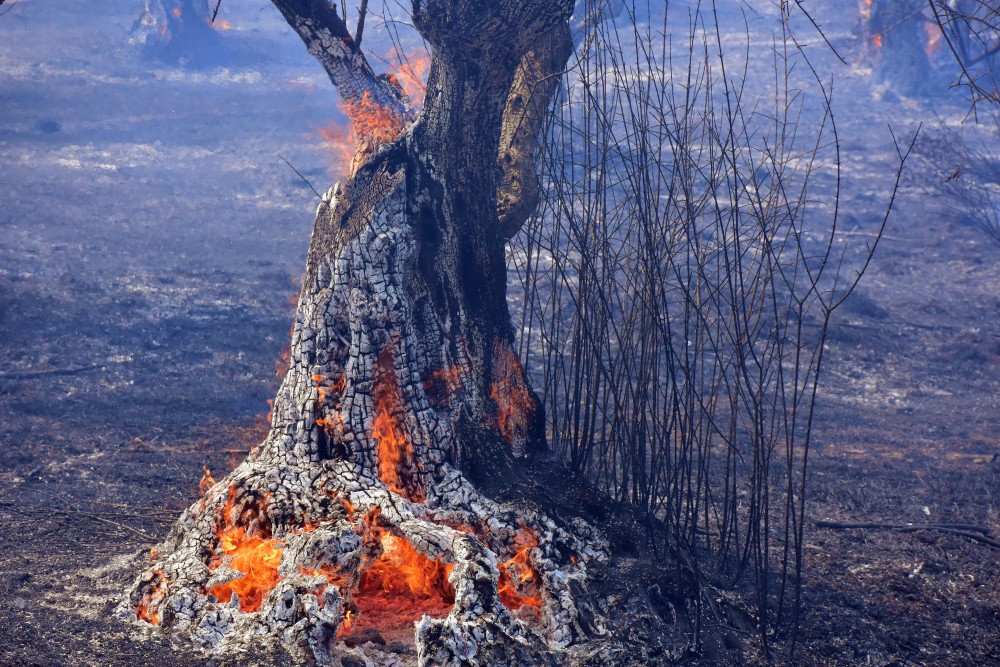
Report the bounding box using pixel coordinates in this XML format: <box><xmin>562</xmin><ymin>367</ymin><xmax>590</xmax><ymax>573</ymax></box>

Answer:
<box><xmin>2</xmin><ymin>2</ymin><xmax>1000</xmax><ymax>666</ymax></box>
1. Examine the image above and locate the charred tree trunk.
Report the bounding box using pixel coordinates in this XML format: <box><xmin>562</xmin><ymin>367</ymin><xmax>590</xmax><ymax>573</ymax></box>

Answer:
<box><xmin>123</xmin><ymin>2</ymin><xmax>690</xmax><ymax>665</ymax></box>
<box><xmin>862</xmin><ymin>0</ymin><xmax>933</xmax><ymax>96</ymax></box>
<box><xmin>129</xmin><ymin>0</ymin><xmax>225</xmax><ymax>66</ymax></box>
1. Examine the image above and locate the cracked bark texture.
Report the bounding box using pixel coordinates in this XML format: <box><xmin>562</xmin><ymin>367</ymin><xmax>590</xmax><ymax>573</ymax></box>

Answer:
<box><xmin>122</xmin><ymin>1</ymin><xmax>693</xmax><ymax>664</ymax></box>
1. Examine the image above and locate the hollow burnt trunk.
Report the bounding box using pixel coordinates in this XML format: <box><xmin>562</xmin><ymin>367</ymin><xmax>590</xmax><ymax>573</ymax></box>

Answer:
<box><xmin>122</xmin><ymin>2</ymin><xmax>689</xmax><ymax>665</ymax></box>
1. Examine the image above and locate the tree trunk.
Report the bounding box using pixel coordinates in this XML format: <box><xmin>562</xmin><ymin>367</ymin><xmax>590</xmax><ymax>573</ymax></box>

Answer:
<box><xmin>129</xmin><ymin>0</ymin><xmax>224</xmax><ymax>66</ymax></box>
<box><xmin>863</xmin><ymin>0</ymin><xmax>933</xmax><ymax>96</ymax></box>
<box><xmin>123</xmin><ymin>2</ymin><xmax>689</xmax><ymax>665</ymax></box>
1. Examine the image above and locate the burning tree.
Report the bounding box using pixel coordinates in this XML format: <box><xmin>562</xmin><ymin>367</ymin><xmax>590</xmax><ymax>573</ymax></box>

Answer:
<box><xmin>123</xmin><ymin>1</ymin><xmax>686</xmax><ymax>665</ymax></box>
<box><xmin>119</xmin><ymin>0</ymin><xmax>911</xmax><ymax>661</ymax></box>
<box><xmin>860</xmin><ymin>0</ymin><xmax>936</xmax><ymax>96</ymax></box>
<box><xmin>129</xmin><ymin>0</ymin><xmax>229</xmax><ymax>65</ymax></box>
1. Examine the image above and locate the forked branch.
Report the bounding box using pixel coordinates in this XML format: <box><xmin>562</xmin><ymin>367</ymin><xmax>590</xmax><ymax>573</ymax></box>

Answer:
<box><xmin>270</xmin><ymin>0</ymin><xmax>414</xmax><ymax>156</ymax></box>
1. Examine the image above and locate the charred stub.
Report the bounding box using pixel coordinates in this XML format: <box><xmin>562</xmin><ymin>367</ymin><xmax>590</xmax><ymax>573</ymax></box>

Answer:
<box><xmin>123</xmin><ymin>1</ymin><xmax>693</xmax><ymax>665</ymax></box>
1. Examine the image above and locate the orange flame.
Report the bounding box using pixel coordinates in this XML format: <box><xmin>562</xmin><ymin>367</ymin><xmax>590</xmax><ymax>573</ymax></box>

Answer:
<box><xmin>318</xmin><ymin>90</ymin><xmax>409</xmax><ymax>179</ymax></box>
<box><xmin>198</xmin><ymin>465</ymin><xmax>217</xmax><ymax>495</ymax></box>
<box><xmin>213</xmin><ymin>19</ymin><xmax>233</xmax><ymax>31</ymax></box>
<box><xmin>360</xmin><ymin>532</ymin><xmax>454</xmax><ymax>601</ymax></box>
<box><xmin>206</xmin><ymin>491</ymin><xmax>283</xmax><ymax>612</ymax></box>
<box><xmin>373</xmin><ymin>347</ymin><xmax>423</xmax><ymax>501</ymax></box>
<box><xmin>387</xmin><ymin>47</ymin><xmax>431</xmax><ymax>109</ymax></box>
<box><xmin>872</xmin><ymin>33</ymin><xmax>883</xmax><ymax>50</ymax></box>
<box><xmin>497</xmin><ymin>527</ymin><xmax>542</xmax><ymax>611</ymax></box>
<box><xmin>343</xmin><ymin>525</ymin><xmax>454</xmax><ymax>639</ymax></box>
<box><xmin>207</xmin><ymin>526</ymin><xmax>283</xmax><ymax>611</ymax></box>
<box><xmin>924</xmin><ymin>21</ymin><xmax>942</xmax><ymax>58</ymax></box>
<box><xmin>135</xmin><ymin>569</ymin><xmax>168</xmax><ymax>625</ymax></box>
<box><xmin>172</xmin><ymin>7</ymin><xmax>181</xmax><ymax>17</ymax></box>
<box><xmin>490</xmin><ymin>341</ymin><xmax>536</xmax><ymax>447</ymax></box>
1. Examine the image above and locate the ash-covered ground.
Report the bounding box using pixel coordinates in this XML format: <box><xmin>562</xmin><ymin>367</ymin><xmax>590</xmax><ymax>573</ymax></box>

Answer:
<box><xmin>1</xmin><ymin>1</ymin><xmax>998</xmax><ymax>665</ymax></box>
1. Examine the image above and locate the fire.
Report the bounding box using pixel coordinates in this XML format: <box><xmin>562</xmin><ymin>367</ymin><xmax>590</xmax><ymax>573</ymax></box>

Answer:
<box><xmin>345</xmin><ymin>90</ymin><xmax>406</xmax><ymax>146</ymax></box>
<box><xmin>172</xmin><ymin>7</ymin><xmax>181</xmax><ymax>17</ymax></box>
<box><xmin>318</xmin><ymin>91</ymin><xmax>409</xmax><ymax>179</ymax></box>
<box><xmin>313</xmin><ymin>373</ymin><xmax>346</xmax><ymax>439</ymax></box>
<box><xmin>206</xmin><ymin>490</ymin><xmax>283</xmax><ymax>612</ymax></box>
<box><xmin>316</xmin><ymin>120</ymin><xmax>355</xmax><ymax>179</ymax></box>
<box><xmin>198</xmin><ymin>465</ymin><xmax>216</xmax><ymax>495</ymax></box>
<box><xmin>213</xmin><ymin>19</ymin><xmax>233</xmax><ymax>31</ymax></box>
<box><xmin>497</xmin><ymin>528</ymin><xmax>542</xmax><ymax>612</ymax></box>
<box><xmin>422</xmin><ymin>365</ymin><xmax>463</xmax><ymax>408</ymax></box>
<box><xmin>360</xmin><ymin>532</ymin><xmax>455</xmax><ymax>601</ymax></box>
<box><xmin>346</xmin><ymin>524</ymin><xmax>455</xmax><ymax>640</ymax></box>
<box><xmin>489</xmin><ymin>341</ymin><xmax>536</xmax><ymax>447</ymax></box>
<box><xmin>207</xmin><ymin>526</ymin><xmax>284</xmax><ymax>612</ymax></box>
<box><xmin>135</xmin><ymin>569</ymin><xmax>168</xmax><ymax>625</ymax></box>
<box><xmin>373</xmin><ymin>347</ymin><xmax>423</xmax><ymax>501</ymax></box>
<box><xmin>387</xmin><ymin>47</ymin><xmax>431</xmax><ymax>109</ymax></box>
<box><xmin>872</xmin><ymin>33</ymin><xmax>883</xmax><ymax>50</ymax></box>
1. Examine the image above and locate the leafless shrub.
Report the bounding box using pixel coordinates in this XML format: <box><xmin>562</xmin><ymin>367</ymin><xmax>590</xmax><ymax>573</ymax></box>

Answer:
<box><xmin>911</xmin><ymin>119</ymin><xmax>1000</xmax><ymax>246</ymax></box>
<box><xmin>509</xmin><ymin>0</ymin><xmax>913</xmax><ymax>655</ymax></box>
<box><xmin>928</xmin><ymin>0</ymin><xmax>1000</xmax><ymax>108</ymax></box>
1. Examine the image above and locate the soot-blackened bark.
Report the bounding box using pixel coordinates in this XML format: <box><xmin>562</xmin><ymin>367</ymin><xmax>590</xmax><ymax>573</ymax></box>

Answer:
<box><xmin>122</xmin><ymin>2</ymin><xmax>692</xmax><ymax>665</ymax></box>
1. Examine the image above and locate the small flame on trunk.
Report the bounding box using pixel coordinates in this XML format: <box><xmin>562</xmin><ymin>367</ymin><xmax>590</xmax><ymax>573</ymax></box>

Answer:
<box><xmin>135</xmin><ymin>569</ymin><xmax>168</xmax><ymax>625</ymax></box>
<box><xmin>497</xmin><ymin>527</ymin><xmax>542</xmax><ymax>611</ymax></box>
<box><xmin>490</xmin><ymin>341</ymin><xmax>536</xmax><ymax>449</ymax></box>
<box><xmin>373</xmin><ymin>347</ymin><xmax>423</xmax><ymax>502</ymax></box>
<box><xmin>198</xmin><ymin>466</ymin><xmax>217</xmax><ymax>495</ymax></box>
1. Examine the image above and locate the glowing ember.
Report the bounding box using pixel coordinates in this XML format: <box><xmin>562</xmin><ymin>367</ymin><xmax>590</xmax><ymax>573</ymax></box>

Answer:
<box><xmin>135</xmin><ymin>569</ymin><xmax>168</xmax><ymax>625</ymax></box>
<box><xmin>490</xmin><ymin>341</ymin><xmax>536</xmax><ymax>446</ymax></box>
<box><xmin>497</xmin><ymin>528</ymin><xmax>542</xmax><ymax>611</ymax></box>
<box><xmin>872</xmin><ymin>33</ymin><xmax>883</xmax><ymax>49</ymax></box>
<box><xmin>373</xmin><ymin>347</ymin><xmax>422</xmax><ymax>501</ymax></box>
<box><xmin>422</xmin><ymin>365</ymin><xmax>463</xmax><ymax>408</ymax></box>
<box><xmin>171</xmin><ymin>7</ymin><xmax>181</xmax><ymax>17</ymax></box>
<box><xmin>198</xmin><ymin>465</ymin><xmax>217</xmax><ymax>495</ymax></box>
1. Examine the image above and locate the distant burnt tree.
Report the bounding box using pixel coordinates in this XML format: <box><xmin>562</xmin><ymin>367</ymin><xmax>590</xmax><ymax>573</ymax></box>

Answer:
<box><xmin>129</xmin><ymin>0</ymin><xmax>226</xmax><ymax>66</ymax></box>
<box><xmin>860</xmin><ymin>0</ymin><xmax>935</xmax><ymax>96</ymax></box>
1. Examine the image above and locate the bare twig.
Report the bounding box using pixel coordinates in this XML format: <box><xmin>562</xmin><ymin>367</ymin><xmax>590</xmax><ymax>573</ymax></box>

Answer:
<box><xmin>815</xmin><ymin>519</ymin><xmax>1000</xmax><ymax>549</ymax></box>
<box><xmin>277</xmin><ymin>154</ymin><xmax>322</xmax><ymax>199</ymax></box>
<box><xmin>354</xmin><ymin>0</ymin><xmax>369</xmax><ymax>51</ymax></box>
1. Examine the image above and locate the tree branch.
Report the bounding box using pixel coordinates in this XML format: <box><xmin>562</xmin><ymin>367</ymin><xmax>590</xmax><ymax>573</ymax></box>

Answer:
<box><xmin>354</xmin><ymin>0</ymin><xmax>368</xmax><ymax>51</ymax></box>
<box><xmin>815</xmin><ymin>519</ymin><xmax>1000</xmax><ymax>549</ymax></box>
<box><xmin>497</xmin><ymin>21</ymin><xmax>573</xmax><ymax>240</ymax></box>
<box><xmin>270</xmin><ymin>0</ymin><xmax>413</xmax><ymax>159</ymax></box>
